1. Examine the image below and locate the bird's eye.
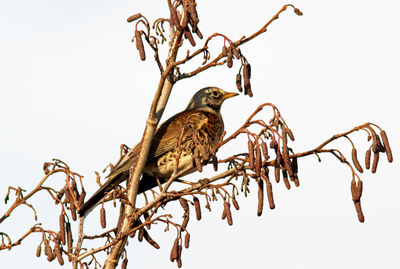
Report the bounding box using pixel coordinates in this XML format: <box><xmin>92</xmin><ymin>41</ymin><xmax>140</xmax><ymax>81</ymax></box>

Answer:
<box><xmin>211</xmin><ymin>90</ymin><xmax>219</xmax><ymax>97</ymax></box>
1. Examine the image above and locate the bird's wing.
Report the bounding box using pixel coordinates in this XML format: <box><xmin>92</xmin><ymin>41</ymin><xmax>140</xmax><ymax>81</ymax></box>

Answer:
<box><xmin>106</xmin><ymin>142</ymin><xmax>141</xmax><ymax>180</ymax></box>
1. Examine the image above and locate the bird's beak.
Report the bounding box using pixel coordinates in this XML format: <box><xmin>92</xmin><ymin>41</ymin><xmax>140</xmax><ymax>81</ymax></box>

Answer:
<box><xmin>222</xmin><ymin>92</ymin><xmax>239</xmax><ymax>100</ymax></box>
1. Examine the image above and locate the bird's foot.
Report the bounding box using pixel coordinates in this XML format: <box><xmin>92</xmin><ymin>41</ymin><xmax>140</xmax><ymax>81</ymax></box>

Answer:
<box><xmin>197</xmin><ymin>178</ymin><xmax>210</xmax><ymax>185</ymax></box>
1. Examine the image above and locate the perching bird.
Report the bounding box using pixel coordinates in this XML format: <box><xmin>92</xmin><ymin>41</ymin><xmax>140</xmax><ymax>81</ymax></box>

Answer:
<box><xmin>78</xmin><ymin>87</ymin><xmax>238</xmax><ymax>217</ymax></box>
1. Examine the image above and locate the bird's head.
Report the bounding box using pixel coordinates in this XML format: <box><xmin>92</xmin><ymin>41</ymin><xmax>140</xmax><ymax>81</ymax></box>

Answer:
<box><xmin>185</xmin><ymin>87</ymin><xmax>238</xmax><ymax>112</ymax></box>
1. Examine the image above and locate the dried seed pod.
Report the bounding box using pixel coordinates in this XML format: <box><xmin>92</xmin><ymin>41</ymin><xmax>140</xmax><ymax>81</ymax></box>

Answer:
<box><xmin>66</xmin><ymin>222</ymin><xmax>73</xmax><ymax>253</ymax></box>
<box><xmin>193</xmin><ymin>197</ymin><xmax>201</xmax><ymax>220</ymax></box>
<box><xmin>236</xmin><ymin>73</ymin><xmax>243</xmax><ymax>92</ymax></box>
<box><xmin>243</xmin><ymin>63</ymin><xmax>253</xmax><ymax>97</ymax></box>
<box><xmin>224</xmin><ymin>201</ymin><xmax>233</xmax><ymax>226</ymax></box>
<box><xmin>184</xmin><ymin>233</ymin><xmax>190</xmax><ymax>248</ymax></box>
<box><xmin>170</xmin><ymin>238</ymin><xmax>179</xmax><ymax>262</ymax></box>
<box><xmin>227</xmin><ymin>46</ymin><xmax>233</xmax><ymax>68</ymax></box>
<box><xmin>36</xmin><ymin>244</ymin><xmax>42</xmax><ymax>257</ymax></box>
<box><xmin>59</xmin><ymin>213</ymin><xmax>66</xmax><ymax>245</ymax></box>
<box><xmin>257</xmin><ymin>179</ymin><xmax>264</xmax><ymax>216</ymax></box>
<box><xmin>135</xmin><ymin>30</ymin><xmax>146</xmax><ymax>61</ymax></box>
<box><xmin>351</xmin><ymin>148</ymin><xmax>363</xmax><ymax>173</ymax></box>
<box><xmin>232</xmin><ymin>195</ymin><xmax>240</xmax><ymax>210</ymax></box>
<box><xmin>261</xmin><ymin>141</ymin><xmax>269</xmax><ymax>160</ymax></box>
<box><xmin>179</xmin><ymin>198</ymin><xmax>189</xmax><ymax>212</ymax></box>
<box><xmin>372</xmin><ymin>152</ymin><xmax>379</xmax><ymax>173</ymax></box>
<box><xmin>255</xmin><ymin>145</ymin><xmax>262</xmax><ymax>177</ymax></box>
<box><xmin>143</xmin><ymin>229</ymin><xmax>160</xmax><ymax>249</ymax></box>
<box><xmin>100</xmin><ymin>207</ymin><xmax>106</xmax><ymax>228</ymax></box>
<box><xmin>380</xmin><ymin>130</ymin><xmax>393</xmax><ymax>162</ymax></box>
<box><xmin>138</xmin><ymin>228</ymin><xmax>145</xmax><ymax>242</ymax></box>
<box><xmin>122</xmin><ymin>258</ymin><xmax>128</xmax><ymax>269</ymax></box>
<box><xmin>77</xmin><ymin>189</ymin><xmax>86</xmax><ymax>208</ymax></box>
<box><xmin>248</xmin><ymin>140</ymin><xmax>255</xmax><ymax>170</ymax></box>
<box><xmin>127</xmin><ymin>13</ymin><xmax>142</xmax><ymax>22</ymax></box>
<box><xmin>182</xmin><ymin>215</ymin><xmax>190</xmax><ymax>229</ymax></box>
<box><xmin>365</xmin><ymin>149</ymin><xmax>371</xmax><ymax>170</ymax></box>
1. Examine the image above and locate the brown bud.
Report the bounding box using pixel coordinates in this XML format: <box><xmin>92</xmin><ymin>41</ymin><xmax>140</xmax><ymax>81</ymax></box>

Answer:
<box><xmin>257</xmin><ymin>179</ymin><xmax>264</xmax><ymax>216</ymax></box>
<box><xmin>193</xmin><ymin>197</ymin><xmax>201</xmax><ymax>220</ymax></box>
<box><xmin>43</xmin><ymin>162</ymin><xmax>50</xmax><ymax>175</ymax></box>
<box><xmin>365</xmin><ymin>149</ymin><xmax>371</xmax><ymax>170</ymax></box>
<box><xmin>372</xmin><ymin>152</ymin><xmax>379</xmax><ymax>173</ymax></box>
<box><xmin>248</xmin><ymin>140</ymin><xmax>255</xmax><ymax>170</ymax></box>
<box><xmin>255</xmin><ymin>145</ymin><xmax>262</xmax><ymax>177</ymax></box>
<box><xmin>380</xmin><ymin>130</ymin><xmax>393</xmax><ymax>163</ymax></box>
<box><xmin>293</xmin><ymin>8</ymin><xmax>303</xmax><ymax>16</ymax></box>
<box><xmin>232</xmin><ymin>195</ymin><xmax>240</xmax><ymax>210</ymax></box>
<box><xmin>59</xmin><ymin>213</ymin><xmax>66</xmax><ymax>245</ymax></box>
<box><xmin>100</xmin><ymin>207</ymin><xmax>106</xmax><ymax>228</ymax></box>
<box><xmin>170</xmin><ymin>238</ymin><xmax>179</xmax><ymax>262</ymax></box>
<box><xmin>36</xmin><ymin>244</ymin><xmax>42</xmax><ymax>257</ymax></box>
<box><xmin>227</xmin><ymin>46</ymin><xmax>233</xmax><ymax>68</ymax></box>
<box><xmin>122</xmin><ymin>258</ymin><xmax>128</xmax><ymax>269</ymax></box>
<box><xmin>236</xmin><ymin>73</ymin><xmax>243</xmax><ymax>92</ymax></box>
<box><xmin>135</xmin><ymin>30</ymin><xmax>146</xmax><ymax>61</ymax></box>
<box><xmin>351</xmin><ymin>148</ymin><xmax>363</xmax><ymax>173</ymax></box>
<box><xmin>224</xmin><ymin>201</ymin><xmax>233</xmax><ymax>226</ymax></box>
<box><xmin>261</xmin><ymin>141</ymin><xmax>269</xmax><ymax>160</ymax></box>
<box><xmin>127</xmin><ymin>13</ymin><xmax>142</xmax><ymax>22</ymax></box>
<box><xmin>179</xmin><ymin>198</ymin><xmax>189</xmax><ymax>212</ymax></box>
<box><xmin>184</xmin><ymin>233</ymin><xmax>190</xmax><ymax>248</ymax></box>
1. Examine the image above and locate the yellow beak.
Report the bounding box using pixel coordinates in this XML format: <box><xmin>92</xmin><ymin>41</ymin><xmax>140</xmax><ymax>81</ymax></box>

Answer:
<box><xmin>222</xmin><ymin>92</ymin><xmax>239</xmax><ymax>100</ymax></box>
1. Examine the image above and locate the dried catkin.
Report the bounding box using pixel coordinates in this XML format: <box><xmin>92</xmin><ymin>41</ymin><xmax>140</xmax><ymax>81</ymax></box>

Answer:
<box><xmin>224</xmin><ymin>202</ymin><xmax>233</xmax><ymax>226</ymax></box>
<box><xmin>227</xmin><ymin>47</ymin><xmax>233</xmax><ymax>68</ymax></box>
<box><xmin>100</xmin><ymin>207</ymin><xmax>106</xmax><ymax>228</ymax></box>
<box><xmin>257</xmin><ymin>179</ymin><xmax>264</xmax><ymax>216</ymax></box>
<box><xmin>372</xmin><ymin>152</ymin><xmax>379</xmax><ymax>173</ymax></box>
<box><xmin>351</xmin><ymin>148</ymin><xmax>363</xmax><ymax>173</ymax></box>
<box><xmin>248</xmin><ymin>140</ymin><xmax>255</xmax><ymax>170</ymax></box>
<box><xmin>255</xmin><ymin>145</ymin><xmax>262</xmax><ymax>177</ymax></box>
<box><xmin>135</xmin><ymin>30</ymin><xmax>146</xmax><ymax>61</ymax></box>
<box><xmin>184</xmin><ymin>233</ymin><xmax>190</xmax><ymax>248</ymax></box>
<box><xmin>127</xmin><ymin>13</ymin><xmax>141</xmax><ymax>22</ymax></box>
<box><xmin>365</xmin><ymin>149</ymin><xmax>371</xmax><ymax>170</ymax></box>
<box><xmin>380</xmin><ymin>130</ymin><xmax>393</xmax><ymax>163</ymax></box>
<box><xmin>236</xmin><ymin>73</ymin><xmax>243</xmax><ymax>92</ymax></box>
<box><xmin>170</xmin><ymin>238</ymin><xmax>179</xmax><ymax>262</ymax></box>
<box><xmin>193</xmin><ymin>197</ymin><xmax>201</xmax><ymax>220</ymax></box>
<box><xmin>179</xmin><ymin>198</ymin><xmax>189</xmax><ymax>212</ymax></box>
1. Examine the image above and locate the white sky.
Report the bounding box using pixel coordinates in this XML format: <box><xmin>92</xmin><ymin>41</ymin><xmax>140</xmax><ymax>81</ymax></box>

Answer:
<box><xmin>1</xmin><ymin>0</ymin><xmax>399</xmax><ymax>268</ymax></box>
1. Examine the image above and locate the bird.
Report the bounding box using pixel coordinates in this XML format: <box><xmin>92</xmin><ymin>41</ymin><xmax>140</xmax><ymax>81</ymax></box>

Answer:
<box><xmin>78</xmin><ymin>87</ymin><xmax>238</xmax><ymax>217</ymax></box>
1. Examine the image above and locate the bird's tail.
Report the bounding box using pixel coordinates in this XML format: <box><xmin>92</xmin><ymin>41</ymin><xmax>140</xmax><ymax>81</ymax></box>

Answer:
<box><xmin>78</xmin><ymin>173</ymin><xmax>165</xmax><ymax>217</ymax></box>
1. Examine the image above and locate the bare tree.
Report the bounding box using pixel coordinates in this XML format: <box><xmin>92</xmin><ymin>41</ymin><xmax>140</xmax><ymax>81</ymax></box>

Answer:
<box><xmin>0</xmin><ymin>2</ymin><xmax>394</xmax><ymax>269</ymax></box>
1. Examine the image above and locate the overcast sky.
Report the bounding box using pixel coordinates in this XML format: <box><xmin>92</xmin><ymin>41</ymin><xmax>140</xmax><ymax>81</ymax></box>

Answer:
<box><xmin>1</xmin><ymin>0</ymin><xmax>399</xmax><ymax>268</ymax></box>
